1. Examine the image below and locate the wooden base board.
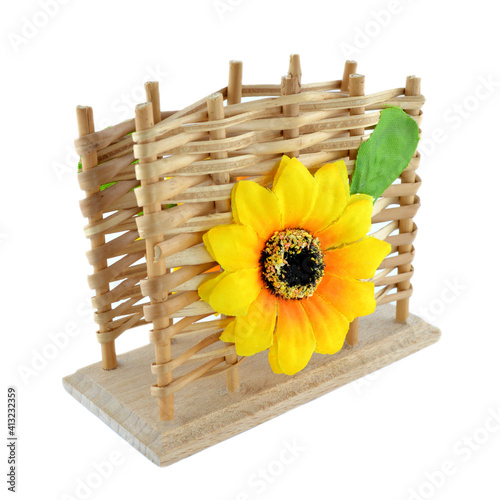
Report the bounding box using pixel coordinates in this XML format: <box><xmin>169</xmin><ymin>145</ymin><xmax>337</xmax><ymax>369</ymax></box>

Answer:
<box><xmin>63</xmin><ymin>304</ymin><xmax>440</xmax><ymax>467</ymax></box>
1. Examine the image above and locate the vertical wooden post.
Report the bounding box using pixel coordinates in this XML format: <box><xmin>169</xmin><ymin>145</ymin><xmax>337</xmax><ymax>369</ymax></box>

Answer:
<box><xmin>207</xmin><ymin>92</ymin><xmax>239</xmax><ymax>392</ymax></box>
<box><xmin>346</xmin><ymin>73</ymin><xmax>365</xmax><ymax>347</ymax></box>
<box><xmin>228</xmin><ymin>60</ymin><xmax>243</xmax><ymax>105</ymax></box>
<box><xmin>136</xmin><ymin>102</ymin><xmax>174</xmax><ymax>420</ymax></box>
<box><xmin>396</xmin><ymin>76</ymin><xmax>421</xmax><ymax>322</ymax></box>
<box><xmin>281</xmin><ymin>54</ymin><xmax>302</xmax><ymax>158</ymax></box>
<box><xmin>341</xmin><ymin>60</ymin><xmax>357</xmax><ymax>93</ymax></box>
<box><xmin>76</xmin><ymin>106</ymin><xmax>117</xmax><ymax>370</ymax></box>
<box><xmin>145</xmin><ymin>81</ymin><xmax>161</xmax><ymax>124</ymax></box>
<box><xmin>144</xmin><ymin>81</ymin><xmax>174</xmax><ymax>332</ymax></box>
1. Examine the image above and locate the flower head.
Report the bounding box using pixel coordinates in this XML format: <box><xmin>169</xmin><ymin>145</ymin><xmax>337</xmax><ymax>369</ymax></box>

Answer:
<box><xmin>198</xmin><ymin>156</ymin><xmax>391</xmax><ymax>375</ymax></box>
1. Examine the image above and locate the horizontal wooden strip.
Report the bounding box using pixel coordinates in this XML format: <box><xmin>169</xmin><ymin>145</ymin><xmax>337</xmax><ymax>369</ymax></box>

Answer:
<box><xmin>151</xmin><ymin>331</ymin><xmax>221</xmax><ymax>375</ymax></box>
<box><xmin>171</xmin><ymin>300</ymin><xmax>214</xmax><ymax>318</ymax></box>
<box><xmin>155</xmin><ymin>232</ymin><xmax>205</xmax><ymax>261</ymax></box>
<box><xmin>95</xmin><ymin>313</ymin><xmax>143</xmax><ymax>343</ymax></box>
<box><xmin>189</xmin><ymin>345</ymin><xmax>236</xmax><ymax>364</ymax></box>
<box><xmin>143</xmin><ymin>291</ymin><xmax>200</xmax><ymax>322</ymax></box>
<box><xmin>141</xmin><ymin>263</ymin><xmax>214</xmax><ymax>296</ymax></box>
<box><xmin>75</xmin><ymin>117</ymin><xmax>135</xmax><ymax>156</ymax></box>
<box><xmin>182</xmin><ymin>107</ymin><xmax>273</xmax><ymax>133</ymax></box>
<box><xmin>301</xmin><ymin>94</ymin><xmax>424</xmax><ymax>112</ymax></box>
<box><xmin>371</xmin><ymin>197</ymin><xmax>420</xmax><ymax>223</ymax></box>
<box><xmin>91</xmin><ymin>277</ymin><xmax>140</xmax><ymax>310</ymax></box>
<box><xmin>115</xmin><ymin>261</ymin><xmax>147</xmax><ymax>282</ymax></box>
<box><xmin>79</xmin><ymin>179</ymin><xmax>139</xmax><ymax>218</ymax></box>
<box><xmin>135</xmin><ymin>153</ymin><xmax>207</xmax><ymax>180</ymax></box>
<box><xmin>97</xmin><ymin>135</ymin><xmax>134</xmax><ymax>164</ymax></box>
<box><xmin>151</xmin><ymin>357</ymin><xmax>225</xmax><ymax>398</ymax></box>
<box><xmin>94</xmin><ymin>297</ymin><xmax>143</xmax><ymax>324</ymax></box>
<box><xmin>167</xmin><ymin>130</ymin><xmax>281</xmax><ymax>157</ymax></box>
<box><xmin>76</xmin><ymin>110</ymin><xmax>174</xmax><ymax>156</ymax></box>
<box><xmin>176</xmin><ymin>317</ymin><xmax>233</xmax><ymax>337</ymax></box>
<box><xmin>164</xmin><ymin>244</ymin><xmax>214</xmax><ymax>268</ymax></box>
<box><xmin>131</xmin><ymin>87</ymin><xmax>227</xmax><ymax>142</ymax></box>
<box><xmin>376</xmin><ymin>286</ymin><xmax>413</xmax><ymax>305</ymax></box>
<box><xmin>239</xmin><ymin>80</ymin><xmax>341</xmax><ymax>97</ymax></box>
<box><xmin>136</xmin><ymin>202</ymin><xmax>213</xmax><ymax>240</ymax></box>
<box><xmin>133</xmin><ymin>130</ymin><xmax>206</xmax><ymax>159</ymax></box>
<box><xmin>379</xmin><ymin>247</ymin><xmax>415</xmax><ymax>270</ymax></box>
<box><xmin>237</xmin><ymin>130</ymin><xmax>353</xmax><ymax>156</ymax></box>
<box><xmin>106</xmin><ymin>190</ymin><xmax>139</xmax><ymax>212</ymax></box>
<box><xmin>385</xmin><ymin>224</ymin><xmax>418</xmax><ymax>247</ymax></box>
<box><xmin>164</xmin><ymin>174</ymin><xmax>269</xmax><ymax>204</ymax></box>
<box><xmin>112</xmin><ymin>238</ymin><xmax>145</xmax><ymax>259</ymax></box>
<box><xmin>225</xmin><ymin>88</ymin><xmax>405</xmax><ymax>118</ymax></box>
<box><xmin>195</xmin><ymin>356</ymin><xmax>245</xmax><ymax>382</ymax></box>
<box><xmin>151</xmin><ymin>355</ymin><xmax>246</xmax><ymax>397</ymax></box>
<box><xmin>162</xmin><ymin>212</ymin><xmax>232</xmax><ymax>236</ymax></box>
<box><xmin>370</xmin><ymin>221</ymin><xmax>399</xmax><ymax>241</ymax></box>
<box><xmin>170</xmin><ymin>155</ymin><xmax>258</xmax><ymax>177</ymax></box>
<box><xmin>373</xmin><ymin>269</ymin><xmax>414</xmax><ymax>286</ymax></box>
<box><xmin>299</xmin><ymin>135</ymin><xmax>365</xmax><ymax>155</ymax></box>
<box><xmin>383</xmin><ymin>176</ymin><xmax>421</xmax><ymax>198</ymax></box>
<box><xmin>231</xmin><ymin>110</ymin><xmax>380</xmax><ymax>135</ymax></box>
<box><xmin>230</xmin><ymin>151</ymin><xmax>349</xmax><ymax>178</ymax></box>
<box><xmin>363</xmin><ymin>96</ymin><xmax>425</xmax><ymax>111</ymax></box>
<box><xmin>85</xmin><ymin>230</ymin><xmax>139</xmax><ymax>266</ymax></box>
<box><xmin>172</xmin><ymin>271</ymin><xmax>217</xmax><ymax>292</ymax></box>
<box><xmin>372</xmin><ymin>197</ymin><xmax>399</xmax><ymax>218</ymax></box>
<box><xmin>83</xmin><ymin>207</ymin><xmax>139</xmax><ymax>238</ymax></box>
<box><xmin>87</xmin><ymin>252</ymin><xmax>144</xmax><ymax>290</ymax></box>
<box><xmin>77</xmin><ymin>152</ymin><xmax>136</xmax><ymax>191</ymax></box>
<box><xmin>148</xmin><ymin>314</ymin><xmax>211</xmax><ymax>345</ymax></box>
<box><xmin>134</xmin><ymin>174</ymin><xmax>210</xmax><ymax>207</ymax></box>
<box><xmin>298</xmin><ymin>112</ymin><xmax>380</xmax><ymax>135</ymax></box>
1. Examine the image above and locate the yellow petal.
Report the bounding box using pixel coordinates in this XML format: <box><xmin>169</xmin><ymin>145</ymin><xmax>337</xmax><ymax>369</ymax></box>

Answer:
<box><xmin>231</xmin><ymin>180</ymin><xmax>282</xmax><ymax>240</ymax></box>
<box><xmin>268</xmin><ymin>333</ymin><xmax>283</xmax><ymax>374</ymax></box>
<box><xmin>203</xmin><ymin>224</ymin><xmax>263</xmax><ymax>272</ymax></box>
<box><xmin>302</xmin><ymin>160</ymin><xmax>349</xmax><ymax>232</ymax></box>
<box><xmin>198</xmin><ymin>272</ymin><xmax>225</xmax><ymax>304</ymax></box>
<box><xmin>317</xmin><ymin>194</ymin><xmax>373</xmax><ymax>249</ymax></box>
<box><xmin>272</xmin><ymin>156</ymin><xmax>317</xmax><ymax>229</ymax></box>
<box><xmin>208</xmin><ymin>269</ymin><xmax>262</xmax><ymax>317</ymax></box>
<box><xmin>316</xmin><ymin>272</ymin><xmax>376</xmax><ymax>322</ymax></box>
<box><xmin>275</xmin><ymin>300</ymin><xmax>316</xmax><ymax>375</ymax></box>
<box><xmin>220</xmin><ymin>319</ymin><xmax>236</xmax><ymax>343</ymax></box>
<box><xmin>233</xmin><ymin>289</ymin><xmax>277</xmax><ymax>356</ymax></box>
<box><xmin>324</xmin><ymin>236</ymin><xmax>391</xmax><ymax>280</ymax></box>
<box><xmin>302</xmin><ymin>294</ymin><xmax>349</xmax><ymax>354</ymax></box>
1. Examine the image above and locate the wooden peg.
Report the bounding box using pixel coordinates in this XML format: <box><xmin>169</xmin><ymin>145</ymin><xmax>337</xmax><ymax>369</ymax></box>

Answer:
<box><xmin>136</xmin><ymin>101</ymin><xmax>174</xmax><ymax>420</ymax></box>
<box><xmin>346</xmin><ymin>73</ymin><xmax>365</xmax><ymax>347</ymax></box>
<box><xmin>76</xmin><ymin>105</ymin><xmax>117</xmax><ymax>370</ymax></box>
<box><xmin>396</xmin><ymin>76</ymin><xmax>421</xmax><ymax>322</ymax></box>
<box><xmin>207</xmin><ymin>92</ymin><xmax>239</xmax><ymax>392</ymax></box>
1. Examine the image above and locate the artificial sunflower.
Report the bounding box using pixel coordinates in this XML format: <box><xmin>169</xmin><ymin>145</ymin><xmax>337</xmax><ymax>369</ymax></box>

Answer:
<box><xmin>198</xmin><ymin>155</ymin><xmax>391</xmax><ymax>375</ymax></box>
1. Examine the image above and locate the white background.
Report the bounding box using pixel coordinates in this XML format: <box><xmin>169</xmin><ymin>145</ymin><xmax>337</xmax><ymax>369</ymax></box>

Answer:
<box><xmin>2</xmin><ymin>1</ymin><xmax>500</xmax><ymax>499</ymax></box>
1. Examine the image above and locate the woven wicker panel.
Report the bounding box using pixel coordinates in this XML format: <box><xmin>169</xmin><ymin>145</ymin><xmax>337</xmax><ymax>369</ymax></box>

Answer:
<box><xmin>128</xmin><ymin>61</ymin><xmax>424</xmax><ymax>417</ymax></box>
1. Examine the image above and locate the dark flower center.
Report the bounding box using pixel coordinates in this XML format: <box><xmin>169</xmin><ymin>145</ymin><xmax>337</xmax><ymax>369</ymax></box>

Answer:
<box><xmin>259</xmin><ymin>229</ymin><xmax>325</xmax><ymax>300</ymax></box>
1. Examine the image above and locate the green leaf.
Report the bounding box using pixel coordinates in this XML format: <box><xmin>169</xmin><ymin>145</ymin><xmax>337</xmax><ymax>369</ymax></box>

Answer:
<box><xmin>350</xmin><ymin>107</ymin><xmax>420</xmax><ymax>201</ymax></box>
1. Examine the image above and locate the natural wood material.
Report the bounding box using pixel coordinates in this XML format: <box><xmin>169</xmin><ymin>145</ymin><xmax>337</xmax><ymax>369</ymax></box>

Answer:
<box><xmin>207</xmin><ymin>92</ymin><xmax>239</xmax><ymax>392</ymax></box>
<box><xmin>72</xmin><ymin>58</ymin><xmax>426</xmax><ymax>425</ymax></box>
<box><xmin>135</xmin><ymin>102</ymin><xmax>174</xmax><ymax>421</ymax></box>
<box><xmin>76</xmin><ymin>106</ymin><xmax>117</xmax><ymax>370</ymax></box>
<box><xmin>346</xmin><ymin>73</ymin><xmax>365</xmax><ymax>347</ymax></box>
<box><xmin>228</xmin><ymin>61</ymin><xmax>243</xmax><ymax>105</ymax></box>
<box><xmin>63</xmin><ymin>304</ymin><xmax>440</xmax><ymax>467</ymax></box>
<box><xmin>397</xmin><ymin>75</ymin><xmax>421</xmax><ymax>322</ymax></box>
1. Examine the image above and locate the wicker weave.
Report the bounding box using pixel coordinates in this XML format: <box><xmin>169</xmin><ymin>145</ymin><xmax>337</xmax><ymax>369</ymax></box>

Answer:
<box><xmin>74</xmin><ymin>58</ymin><xmax>424</xmax><ymax>420</ymax></box>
